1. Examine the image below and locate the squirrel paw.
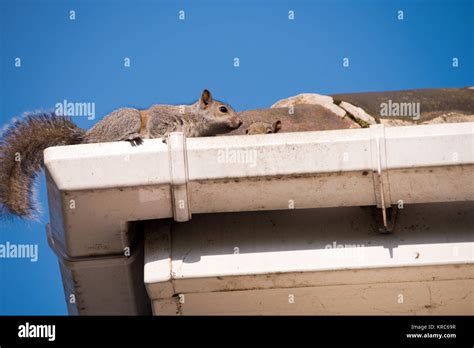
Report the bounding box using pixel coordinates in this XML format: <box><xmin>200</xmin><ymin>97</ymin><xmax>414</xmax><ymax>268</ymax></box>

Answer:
<box><xmin>127</xmin><ymin>134</ymin><xmax>143</xmax><ymax>147</ymax></box>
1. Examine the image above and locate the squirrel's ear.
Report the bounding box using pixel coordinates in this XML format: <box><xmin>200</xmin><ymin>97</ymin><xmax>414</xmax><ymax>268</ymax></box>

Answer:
<box><xmin>273</xmin><ymin>120</ymin><xmax>282</xmax><ymax>133</ymax></box>
<box><xmin>200</xmin><ymin>89</ymin><xmax>213</xmax><ymax>108</ymax></box>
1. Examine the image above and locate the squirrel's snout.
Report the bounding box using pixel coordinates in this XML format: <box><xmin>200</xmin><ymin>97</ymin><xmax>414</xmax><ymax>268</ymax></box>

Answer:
<box><xmin>229</xmin><ymin>117</ymin><xmax>243</xmax><ymax>129</ymax></box>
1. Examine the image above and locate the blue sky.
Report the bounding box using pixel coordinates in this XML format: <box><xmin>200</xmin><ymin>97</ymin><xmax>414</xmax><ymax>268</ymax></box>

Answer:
<box><xmin>0</xmin><ymin>0</ymin><xmax>472</xmax><ymax>315</ymax></box>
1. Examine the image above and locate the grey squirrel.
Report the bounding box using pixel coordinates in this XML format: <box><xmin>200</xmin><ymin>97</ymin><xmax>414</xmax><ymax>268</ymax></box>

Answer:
<box><xmin>245</xmin><ymin>120</ymin><xmax>282</xmax><ymax>135</ymax></box>
<box><xmin>0</xmin><ymin>89</ymin><xmax>242</xmax><ymax>218</ymax></box>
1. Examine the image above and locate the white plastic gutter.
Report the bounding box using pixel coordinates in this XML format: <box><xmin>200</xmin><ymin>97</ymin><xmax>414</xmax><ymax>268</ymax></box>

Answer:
<box><xmin>43</xmin><ymin>122</ymin><xmax>474</xmax><ymax>314</ymax></box>
<box><xmin>45</xmin><ymin>122</ymin><xmax>474</xmax><ymax>215</ymax></box>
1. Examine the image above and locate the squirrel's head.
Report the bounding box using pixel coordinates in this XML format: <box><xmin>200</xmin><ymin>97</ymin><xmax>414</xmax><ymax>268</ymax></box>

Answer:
<box><xmin>245</xmin><ymin>120</ymin><xmax>282</xmax><ymax>135</ymax></box>
<box><xmin>197</xmin><ymin>89</ymin><xmax>242</xmax><ymax>134</ymax></box>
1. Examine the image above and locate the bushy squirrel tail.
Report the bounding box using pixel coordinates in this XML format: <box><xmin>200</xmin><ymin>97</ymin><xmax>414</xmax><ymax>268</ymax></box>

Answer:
<box><xmin>0</xmin><ymin>112</ymin><xmax>85</xmax><ymax>219</ymax></box>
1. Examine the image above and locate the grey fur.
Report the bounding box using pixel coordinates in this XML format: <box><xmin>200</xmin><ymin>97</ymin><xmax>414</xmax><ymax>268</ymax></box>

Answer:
<box><xmin>0</xmin><ymin>112</ymin><xmax>84</xmax><ymax>218</ymax></box>
<box><xmin>246</xmin><ymin>120</ymin><xmax>282</xmax><ymax>135</ymax></box>
<box><xmin>84</xmin><ymin>108</ymin><xmax>142</xmax><ymax>143</ymax></box>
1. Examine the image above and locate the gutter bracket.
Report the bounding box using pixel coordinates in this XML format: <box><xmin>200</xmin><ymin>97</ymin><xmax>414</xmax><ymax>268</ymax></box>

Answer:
<box><xmin>168</xmin><ymin>132</ymin><xmax>192</xmax><ymax>222</ymax></box>
<box><xmin>369</xmin><ymin>124</ymin><xmax>395</xmax><ymax>233</ymax></box>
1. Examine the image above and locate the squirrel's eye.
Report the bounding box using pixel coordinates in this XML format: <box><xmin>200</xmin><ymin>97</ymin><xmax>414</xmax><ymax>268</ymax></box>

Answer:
<box><xmin>219</xmin><ymin>106</ymin><xmax>228</xmax><ymax>113</ymax></box>
<box><xmin>266</xmin><ymin>130</ymin><xmax>272</xmax><ymax>134</ymax></box>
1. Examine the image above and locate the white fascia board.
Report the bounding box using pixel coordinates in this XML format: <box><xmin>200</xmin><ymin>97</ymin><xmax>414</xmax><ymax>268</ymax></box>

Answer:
<box><xmin>144</xmin><ymin>202</ymin><xmax>474</xmax><ymax>298</ymax></box>
<box><xmin>43</xmin><ymin>122</ymin><xmax>474</xmax><ymax>258</ymax></box>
